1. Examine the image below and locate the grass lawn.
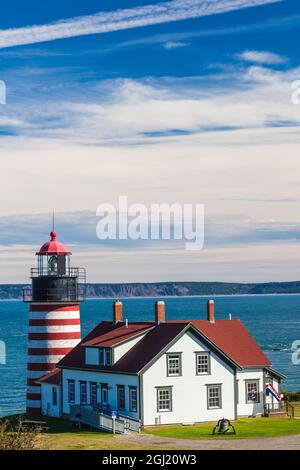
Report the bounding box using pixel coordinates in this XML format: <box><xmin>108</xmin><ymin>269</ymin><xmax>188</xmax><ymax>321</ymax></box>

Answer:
<box><xmin>144</xmin><ymin>417</ymin><xmax>300</xmax><ymax>440</ymax></box>
<box><xmin>3</xmin><ymin>414</ymin><xmax>300</xmax><ymax>449</ymax></box>
<box><xmin>2</xmin><ymin>415</ymin><xmax>161</xmax><ymax>450</ymax></box>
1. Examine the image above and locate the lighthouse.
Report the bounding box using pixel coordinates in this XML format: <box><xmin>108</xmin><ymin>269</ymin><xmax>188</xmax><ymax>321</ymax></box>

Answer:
<box><xmin>23</xmin><ymin>230</ymin><xmax>86</xmax><ymax>415</ymax></box>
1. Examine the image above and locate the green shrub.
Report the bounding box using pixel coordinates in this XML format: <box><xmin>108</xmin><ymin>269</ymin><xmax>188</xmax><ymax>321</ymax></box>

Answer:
<box><xmin>283</xmin><ymin>391</ymin><xmax>300</xmax><ymax>402</ymax></box>
<box><xmin>0</xmin><ymin>418</ymin><xmax>44</xmax><ymax>450</ymax></box>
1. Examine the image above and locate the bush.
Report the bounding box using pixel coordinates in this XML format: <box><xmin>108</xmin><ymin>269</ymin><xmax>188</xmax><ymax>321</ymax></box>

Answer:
<box><xmin>283</xmin><ymin>391</ymin><xmax>300</xmax><ymax>402</ymax></box>
<box><xmin>0</xmin><ymin>418</ymin><xmax>44</xmax><ymax>450</ymax></box>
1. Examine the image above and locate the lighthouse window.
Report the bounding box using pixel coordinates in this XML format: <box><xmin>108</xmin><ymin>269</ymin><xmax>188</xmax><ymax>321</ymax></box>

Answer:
<box><xmin>48</xmin><ymin>255</ymin><xmax>57</xmax><ymax>274</ymax></box>
<box><xmin>68</xmin><ymin>380</ymin><xmax>75</xmax><ymax>403</ymax></box>
<box><xmin>80</xmin><ymin>381</ymin><xmax>87</xmax><ymax>404</ymax></box>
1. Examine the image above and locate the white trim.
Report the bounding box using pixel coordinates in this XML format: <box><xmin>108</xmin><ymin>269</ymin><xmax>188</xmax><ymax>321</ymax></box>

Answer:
<box><xmin>28</xmin><ymin>355</ymin><xmax>65</xmax><ymax>363</ymax></box>
<box><xmin>29</xmin><ymin>325</ymin><xmax>80</xmax><ymax>333</ymax></box>
<box><xmin>27</xmin><ymin>399</ymin><xmax>41</xmax><ymax>408</ymax></box>
<box><xmin>27</xmin><ymin>386</ymin><xmax>41</xmax><ymax>394</ymax></box>
<box><xmin>27</xmin><ymin>370</ymin><xmax>50</xmax><ymax>379</ymax></box>
<box><xmin>28</xmin><ymin>339</ymin><xmax>80</xmax><ymax>348</ymax></box>
<box><xmin>30</xmin><ymin>311</ymin><xmax>79</xmax><ymax>320</ymax></box>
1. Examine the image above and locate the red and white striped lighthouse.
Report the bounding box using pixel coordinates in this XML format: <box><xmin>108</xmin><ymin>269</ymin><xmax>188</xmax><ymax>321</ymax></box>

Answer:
<box><xmin>24</xmin><ymin>230</ymin><xmax>86</xmax><ymax>415</ymax></box>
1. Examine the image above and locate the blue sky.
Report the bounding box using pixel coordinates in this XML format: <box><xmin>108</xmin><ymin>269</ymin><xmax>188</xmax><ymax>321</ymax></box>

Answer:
<box><xmin>0</xmin><ymin>0</ymin><xmax>300</xmax><ymax>283</ymax></box>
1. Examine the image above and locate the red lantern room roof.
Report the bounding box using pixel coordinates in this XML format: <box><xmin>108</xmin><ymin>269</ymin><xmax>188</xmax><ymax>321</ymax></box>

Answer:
<box><xmin>36</xmin><ymin>231</ymin><xmax>72</xmax><ymax>255</ymax></box>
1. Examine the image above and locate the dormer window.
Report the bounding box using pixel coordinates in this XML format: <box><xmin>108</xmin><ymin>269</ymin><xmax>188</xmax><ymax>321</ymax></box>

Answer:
<box><xmin>106</xmin><ymin>349</ymin><xmax>112</xmax><ymax>366</ymax></box>
<box><xmin>99</xmin><ymin>347</ymin><xmax>112</xmax><ymax>366</ymax></box>
<box><xmin>99</xmin><ymin>348</ymin><xmax>105</xmax><ymax>365</ymax></box>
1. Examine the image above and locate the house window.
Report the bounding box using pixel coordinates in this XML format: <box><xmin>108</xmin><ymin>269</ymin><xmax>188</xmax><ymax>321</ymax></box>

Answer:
<box><xmin>157</xmin><ymin>387</ymin><xmax>172</xmax><ymax>412</ymax></box>
<box><xmin>80</xmin><ymin>381</ymin><xmax>87</xmax><ymax>405</ymax></box>
<box><xmin>196</xmin><ymin>352</ymin><xmax>210</xmax><ymax>375</ymax></box>
<box><xmin>52</xmin><ymin>387</ymin><xmax>57</xmax><ymax>406</ymax></box>
<box><xmin>207</xmin><ymin>384</ymin><xmax>222</xmax><ymax>409</ymax></box>
<box><xmin>99</xmin><ymin>348</ymin><xmax>112</xmax><ymax>366</ymax></box>
<box><xmin>101</xmin><ymin>384</ymin><xmax>108</xmax><ymax>408</ymax></box>
<box><xmin>68</xmin><ymin>380</ymin><xmax>75</xmax><ymax>403</ymax></box>
<box><xmin>129</xmin><ymin>387</ymin><xmax>138</xmax><ymax>412</ymax></box>
<box><xmin>90</xmin><ymin>382</ymin><xmax>97</xmax><ymax>406</ymax></box>
<box><xmin>246</xmin><ymin>380</ymin><xmax>260</xmax><ymax>403</ymax></box>
<box><xmin>167</xmin><ymin>354</ymin><xmax>182</xmax><ymax>376</ymax></box>
<box><xmin>105</xmin><ymin>349</ymin><xmax>112</xmax><ymax>366</ymax></box>
<box><xmin>99</xmin><ymin>348</ymin><xmax>104</xmax><ymax>365</ymax></box>
<box><xmin>117</xmin><ymin>385</ymin><xmax>125</xmax><ymax>411</ymax></box>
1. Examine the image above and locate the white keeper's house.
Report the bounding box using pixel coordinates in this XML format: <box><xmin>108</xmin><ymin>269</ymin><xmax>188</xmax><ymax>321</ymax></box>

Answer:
<box><xmin>37</xmin><ymin>299</ymin><xmax>286</xmax><ymax>427</ymax></box>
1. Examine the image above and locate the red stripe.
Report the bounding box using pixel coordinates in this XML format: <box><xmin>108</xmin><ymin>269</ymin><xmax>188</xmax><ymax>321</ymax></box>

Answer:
<box><xmin>28</xmin><ymin>332</ymin><xmax>81</xmax><ymax>340</ymax></box>
<box><xmin>27</xmin><ymin>378</ymin><xmax>39</xmax><ymax>386</ymax></box>
<box><xmin>27</xmin><ymin>407</ymin><xmax>41</xmax><ymax>415</ymax></box>
<box><xmin>28</xmin><ymin>347</ymin><xmax>72</xmax><ymax>356</ymax></box>
<box><xmin>30</xmin><ymin>304</ymin><xmax>79</xmax><ymax>312</ymax></box>
<box><xmin>27</xmin><ymin>393</ymin><xmax>41</xmax><ymax>400</ymax></box>
<box><xmin>29</xmin><ymin>318</ymin><xmax>80</xmax><ymax>326</ymax></box>
<box><xmin>27</xmin><ymin>363</ymin><xmax>57</xmax><ymax>371</ymax></box>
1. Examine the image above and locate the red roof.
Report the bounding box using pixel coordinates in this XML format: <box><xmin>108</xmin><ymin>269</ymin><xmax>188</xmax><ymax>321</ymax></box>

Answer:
<box><xmin>82</xmin><ymin>322</ymin><xmax>154</xmax><ymax>347</ymax></box>
<box><xmin>37</xmin><ymin>231</ymin><xmax>71</xmax><ymax>255</ymax></box>
<box><xmin>191</xmin><ymin>320</ymin><xmax>270</xmax><ymax>367</ymax></box>
<box><xmin>58</xmin><ymin>318</ymin><xmax>270</xmax><ymax>374</ymax></box>
<box><xmin>37</xmin><ymin>368</ymin><xmax>61</xmax><ymax>385</ymax></box>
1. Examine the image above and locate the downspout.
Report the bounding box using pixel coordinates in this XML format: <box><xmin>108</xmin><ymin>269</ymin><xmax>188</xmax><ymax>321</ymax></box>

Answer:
<box><xmin>138</xmin><ymin>374</ymin><xmax>144</xmax><ymax>429</ymax></box>
<box><xmin>234</xmin><ymin>369</ymin><xmax>238</xmax><ymax>420</ymax></box>
<box><xmin>60</xmin><ymin>369</ymin><xmax>63</xmax><ymax>418</ymax></box>
<box><xmin>263</xmin><ymin>368</ymin><xmax>266</xmax><ymax>416</ymax></box>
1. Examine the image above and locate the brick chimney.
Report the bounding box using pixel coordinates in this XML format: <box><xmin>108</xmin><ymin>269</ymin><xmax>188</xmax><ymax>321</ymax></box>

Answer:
<box><xmin>207</xmin><ymin>300</ymin><xmax>215</xmax><ymax>323</ymax></box>
<box><xmin>113</xmin><ymin>300</ymin><xmax>123</xmax><ymax>324</ymax></box>
<box><xmin>155</xmin><ymin>301</ymin><xmax>165</xmax><ymax>324</ymax></box>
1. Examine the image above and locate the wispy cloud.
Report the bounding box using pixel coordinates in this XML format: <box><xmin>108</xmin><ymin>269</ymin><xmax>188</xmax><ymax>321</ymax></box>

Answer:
<box><xmin>238</xmin><ymin>50</ymin><xmax>287</xmax><ymax>65</ymax></box>
<box><xmin>163</xmin><ymin>41</ymin><xmax>189</xmax><ymax>49</ymax></box>
<box><xmin>116</xmin><ymin>13</ymin><xmax>300</xmax><ymax>50</ymax></box>
<box><xmin>0</xmin><ymin>0</ymin><xmax>284</xmax><ymax>49</ymax></box>
<box><xmin>5</xmin><ymin>64</ymin><xmax>300</xmax><ymax>144</ymax></box>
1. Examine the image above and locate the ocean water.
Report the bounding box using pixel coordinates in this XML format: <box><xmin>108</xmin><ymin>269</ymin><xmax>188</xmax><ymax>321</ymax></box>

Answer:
<box><xmin>0</xmin><ymin>295</ymin><xmax>299</xmax><ymax>417</ymax></box>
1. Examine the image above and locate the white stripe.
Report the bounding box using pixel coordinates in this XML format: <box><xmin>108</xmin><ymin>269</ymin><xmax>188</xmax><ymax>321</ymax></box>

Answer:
<box><xmin>27</xmin><ymin>399</ymin><xmax>41</xmax><ymax>408</ymax></box>
<box><xmin>30</xmin><ymin>311</ymin><xmax>79</xmax><ymax>320</ymax></box>
<box><xmin>29</xmin><ymin>325</ymin><xmax>81</xmax><ymax>333</ymax></box>
<box><xmin>27</xmin><ymin>386</ymin><xmax>41</xmax><ymax>394</ymax></box>
<box><xmin>28</xmin><ymin>339</ymin><xmax>80</xmax><ymax>348</ymax></box>
<box><xmin>27</xmin><ymin>370</ymin><xmax>50</xmax><ymax>379</ymax></box>
<box><xmin>28</xmin><ymin>354</ymin><xmax>65</xmax><ymax>363</ymax></box>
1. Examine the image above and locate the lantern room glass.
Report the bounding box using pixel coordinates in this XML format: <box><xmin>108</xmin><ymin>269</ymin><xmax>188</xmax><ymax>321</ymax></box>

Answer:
<box><xmin>37</xmin><ymin>254</ymin><xmax>71</xmax><ymax>276</ymax></box>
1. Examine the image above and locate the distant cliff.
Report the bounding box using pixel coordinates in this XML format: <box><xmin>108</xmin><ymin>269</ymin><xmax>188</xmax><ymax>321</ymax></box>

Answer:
<box><xmin>2</xmin><ymin>280</ymin><xmax>300</xmax><ymax>300</ymax></box>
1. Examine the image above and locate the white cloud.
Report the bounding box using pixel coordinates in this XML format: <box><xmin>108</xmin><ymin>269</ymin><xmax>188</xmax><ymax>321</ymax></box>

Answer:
<box><xmin>163</xmin><ymin>41</ymin><xmax>189</xmax><ymax>49</ymax></box>
<box><xmin>2</xmin><ymin>241</ymin><xmax>300</xmax><ymax>283</ymax></box>
<box><xmin>238</xmin><ymin>50</ymin><xmax>287</xmax><ymax>65</ymax></box>
<box><xmin>0</xmin><ymin>61</ymin><xmax>300</xmax><ymax>282</ymax></box>
<box><xmin>0</xmin><ymin>0</ymin><xmax>283</xmax><ymax>49</ymax></box>
<box><xmin>9</xmin><ymin>65</ymin><xmax>300</xmax><ymax>144</ymax></box>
